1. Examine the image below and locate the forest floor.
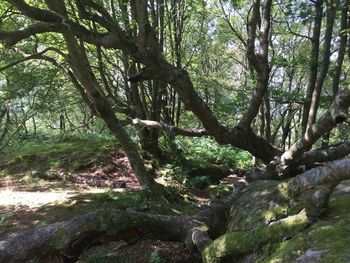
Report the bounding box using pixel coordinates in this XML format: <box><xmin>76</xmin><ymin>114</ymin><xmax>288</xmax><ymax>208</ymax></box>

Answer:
<box><xmin>0</xmin><ymin>138</ymin><xmax>350</xmax><ymax>262</ymax></box>
<box><xmin>0</xmin><ymin>137</ymin><xmax>236</xmax><ymax>262</ymax></box>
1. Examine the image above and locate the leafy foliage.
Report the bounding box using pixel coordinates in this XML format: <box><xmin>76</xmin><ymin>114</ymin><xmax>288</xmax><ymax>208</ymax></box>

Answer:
<box><xmin>149</xmin><ymin>251</ymin><xmax>163</xmax><ymax>263</ymax></box>
<box><xmin>176</xmin><ymin>137</ymin><xmax>252</xmax><ymax>169</ymax></box>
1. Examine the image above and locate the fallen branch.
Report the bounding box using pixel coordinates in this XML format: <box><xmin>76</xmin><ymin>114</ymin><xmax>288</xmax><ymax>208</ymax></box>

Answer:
<box><xmin>127</xmin><ymin>118</ymin><xmax>209</xmax><ymax>137</ymax></box>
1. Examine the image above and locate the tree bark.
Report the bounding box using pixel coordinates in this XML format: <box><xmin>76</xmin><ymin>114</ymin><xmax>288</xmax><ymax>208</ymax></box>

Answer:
<box><xmin>306</xmin><ymin>0</ymin><xmax>337</xmax><ymax>129</ymax></box>
<box><xmin>301</xmin><ymin>0</ymin><xmax>323</xmax><ymax>134</ymax></box>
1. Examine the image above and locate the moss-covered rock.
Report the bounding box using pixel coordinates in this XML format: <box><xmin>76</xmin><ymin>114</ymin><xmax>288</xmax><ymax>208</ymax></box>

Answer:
<box><xmin>227</xmin><ymin>180</ymin><xmax>295</xmax><ymax>232</ymax></box>
<box><xmin>200</xmin><ymin>180</ymin><xmax>309</xmax><ymax>262</ymax></box>
<box><xmin>203</xmin><ymin>214</ymin><xmax>309</xmax><ymax>263</ymax></box>
<box><xmin>258</xmin><ymin>189</ymin><xmax>350</xmax><ymax>262</ymax></box>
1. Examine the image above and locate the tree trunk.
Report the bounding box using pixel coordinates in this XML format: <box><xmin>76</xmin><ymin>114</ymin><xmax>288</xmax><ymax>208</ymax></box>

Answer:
<box><xmin>301</xmin><ymin>0</ymin><xmax>323</xmax><ymax>134</ymax></box>
<box><xmin>45</xmin><ymin>0</ymin><xmax>155</xmax><ymax>189</ymax></box>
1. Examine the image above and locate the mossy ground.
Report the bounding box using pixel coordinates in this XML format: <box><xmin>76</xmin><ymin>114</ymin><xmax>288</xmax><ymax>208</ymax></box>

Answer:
<box><xmin>204</xmin><ymin>214</ymin><xmax>309</xmax><ymax>262</ymax></box>
<box><xmin>0</xmin><ymin>136</ymin><xmax>118</xmax><ymax>177</ymax></box>
<box><xmin>0</xmin><ymin>136</ymin><xmax>236</xmax><ymax>234</ymax></box>
<box><xmin>258</xmin><ymin>189</ymin><xmax>350</xmax><ymax>262</ymax></box>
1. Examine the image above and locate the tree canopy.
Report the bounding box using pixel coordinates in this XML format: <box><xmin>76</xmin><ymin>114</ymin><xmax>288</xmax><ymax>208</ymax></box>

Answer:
<box><xmin>1</xmin><ymin>0</ymin><xmax>350</xmax><ymax>261</ymax></box>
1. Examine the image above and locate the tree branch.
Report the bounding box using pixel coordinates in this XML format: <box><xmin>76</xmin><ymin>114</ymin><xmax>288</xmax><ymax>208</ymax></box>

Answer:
<box><xmin>126</xmin><ymin>118</ymin><xmax>209</xmax><ymax>137</ymax></box>
<box><xmin>0</xmin><ymin>47</ymin><xmax>62</xmax><ymax>71</ymax></box>
<box><xmin>281</xmin><ymin>86</ymin><xmax>350</xmax><ymax>167</ymax></box>
<box><xmin>5</xmin><ymin>0</ymin><xmax>63</xmax><ymax>22</ymax></box>
<box><xmin>297</xmin><ymin>141</ymin><xmax>350</xmax><ymax>166</ymax></box>
<box><xmin>0</xmin><ymin>23</ymin><xmax>68</xmax><ymax>46</ymax></box>
<box><xmin>238</xmin><ymin>0</ymin><xmax>272</xmax><ymax>129</ymax></box>
<box><xmin>289</xmin><ymin>157</ymin><xmax>350</xmax><ymax>216</ymax></box>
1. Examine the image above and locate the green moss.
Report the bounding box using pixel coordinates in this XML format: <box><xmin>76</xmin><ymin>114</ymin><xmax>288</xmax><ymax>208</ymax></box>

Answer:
<box><xmin>312</xmin><ymin>195</ymin><xmax>350</xmax><ymax>263</ymax></box>
<box><xmin>204</xmin><ymin>214</ymin><xmax>309</xmax><ymax>262</ymax></box>
<box><xmin>261</xmin><ymin>206</ymin><xmax>289</xmax><ymax>222</ymax></box>
<box><xmin>258</xmin><ymin>236</ymin><xmax>305</xmax><ymax>263</ymax></box>
<box><xmin>228</xmin><ymin>181</ymin><xmax>293</xmax><ymax>231</ymax></box>
<box><xmin>1</xmin><ymin>136</ymin><xmax>118</xmax><ymax>175</ymax></box>
<box><xmin>48</xmin><ymin>228</ymin><xmax>69</xmax><ymax>249</ymax></box>
<box><xmin>259</xmin><ymin>194</ymin><xmax>350</xmax><ymax>263</ymax></box>
<box><xmin>276</xmin><ymin>181</ymin><xmax>293</xmax><ymax>199</ymax></box>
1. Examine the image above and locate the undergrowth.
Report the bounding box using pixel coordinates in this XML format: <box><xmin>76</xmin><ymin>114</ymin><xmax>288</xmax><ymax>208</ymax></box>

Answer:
<box><xmin>161</xmin><ymin>137</ymin><xmax>253</xmax><ymax>169</ymax></box>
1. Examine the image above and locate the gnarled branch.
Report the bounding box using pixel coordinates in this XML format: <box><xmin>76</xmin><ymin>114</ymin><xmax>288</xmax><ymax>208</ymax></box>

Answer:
<box><xmin>297</xmin><ymin>141</ymin><xmax>350</xmax><ymax>166</ymax></box>
<box><xmin>289</xmin><ymin>157</ymin><xmax>350</xmax><ymax>216</ymax></box>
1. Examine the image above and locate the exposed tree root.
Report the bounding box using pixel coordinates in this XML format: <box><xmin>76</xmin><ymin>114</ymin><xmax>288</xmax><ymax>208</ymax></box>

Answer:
<box><xmin>67</xmin><ymin>173</ymin><xmax>127</xmax><ymax>188</ymax></box>
<box><xmin>0</xmin><ymin>180</ymin><xmax>247</xmax><ymax>263</ymax></box>
<box><xmin>1</xmin><ymin>158</ymin><xmax>350</xmax><ymax>263</ymax></box>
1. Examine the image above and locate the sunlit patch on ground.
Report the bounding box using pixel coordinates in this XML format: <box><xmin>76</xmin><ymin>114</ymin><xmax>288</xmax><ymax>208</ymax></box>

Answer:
<box><xmin>0</xmin><ymin>188</ymin><xmax>114</xmax><ymax>208</ymax></box>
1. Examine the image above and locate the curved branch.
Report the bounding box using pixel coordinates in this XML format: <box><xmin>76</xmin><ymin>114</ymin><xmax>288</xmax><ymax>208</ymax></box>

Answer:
<box><xmin>0</xmin><ymin>21</ymin><xmax>127</xmax><ymax>49</ymax></box>
<box><xmin>281</xmin><ymin>86</ymin><xmax>350</xmax><ymax>167</ymax></box>
<box><xmin>130</xmin><ymin>63</ymin><xmax>281</xmax><ymax>163</ymax></box>
<box><xmin>297</xmin><ymin>141</ymin><xmax>350</xmax><ymax>166</ymax></box>
<box><xmin>0</xmin><ymin>23</ymin><xmax>68</xmax><ymax>46</ymax></box>
<box><xmin>0</xmin><ymin>47</ymin><xmax>63</xmax><ymax>71</ymax></box>
<box><xmin>5</xmin><ymin>0</ymin><xmax>63</xmax><ymax>22</ymax></box>
<box><xmin>289</xmin><ymin>157</ymin><xmax>350</xmax><ymax>216</ymax></box>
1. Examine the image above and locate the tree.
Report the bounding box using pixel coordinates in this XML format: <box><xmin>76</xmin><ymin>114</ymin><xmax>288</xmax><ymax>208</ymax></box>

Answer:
<box><xmin>1</xmin><ymin>0</ymin><xmax>350</xmax><ymax>262</ymax></box>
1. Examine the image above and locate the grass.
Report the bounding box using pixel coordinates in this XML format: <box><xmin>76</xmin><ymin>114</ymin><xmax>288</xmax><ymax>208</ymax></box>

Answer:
<box><xmin>0</xmin><ymin>135</ymin><xmax>119</xmax><ymax>177</ymax></box>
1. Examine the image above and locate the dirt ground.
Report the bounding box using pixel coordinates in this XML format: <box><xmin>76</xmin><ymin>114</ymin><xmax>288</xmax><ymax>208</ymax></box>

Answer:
<box><xmin>0</xmin><ymin>148</ymin><xmax>215</xmax><ymax>262</ymax></box>
<box><xmin>3</xmin><ymin>146</ymin><xmax>347</xmax><ymax>262</ymax></box>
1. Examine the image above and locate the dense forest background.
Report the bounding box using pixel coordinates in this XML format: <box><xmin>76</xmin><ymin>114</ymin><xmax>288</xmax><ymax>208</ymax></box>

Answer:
<box><xmin>1</xmin><ymin>0</ymin><xmax>350</xmax><ymax>262</ymax></box>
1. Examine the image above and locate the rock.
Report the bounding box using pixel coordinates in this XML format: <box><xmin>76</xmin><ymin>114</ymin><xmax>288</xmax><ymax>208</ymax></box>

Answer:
<box><xmin>296</xmin><ymin>249</ymin><xmax>329</xmax><ymax>263</ymax></box>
